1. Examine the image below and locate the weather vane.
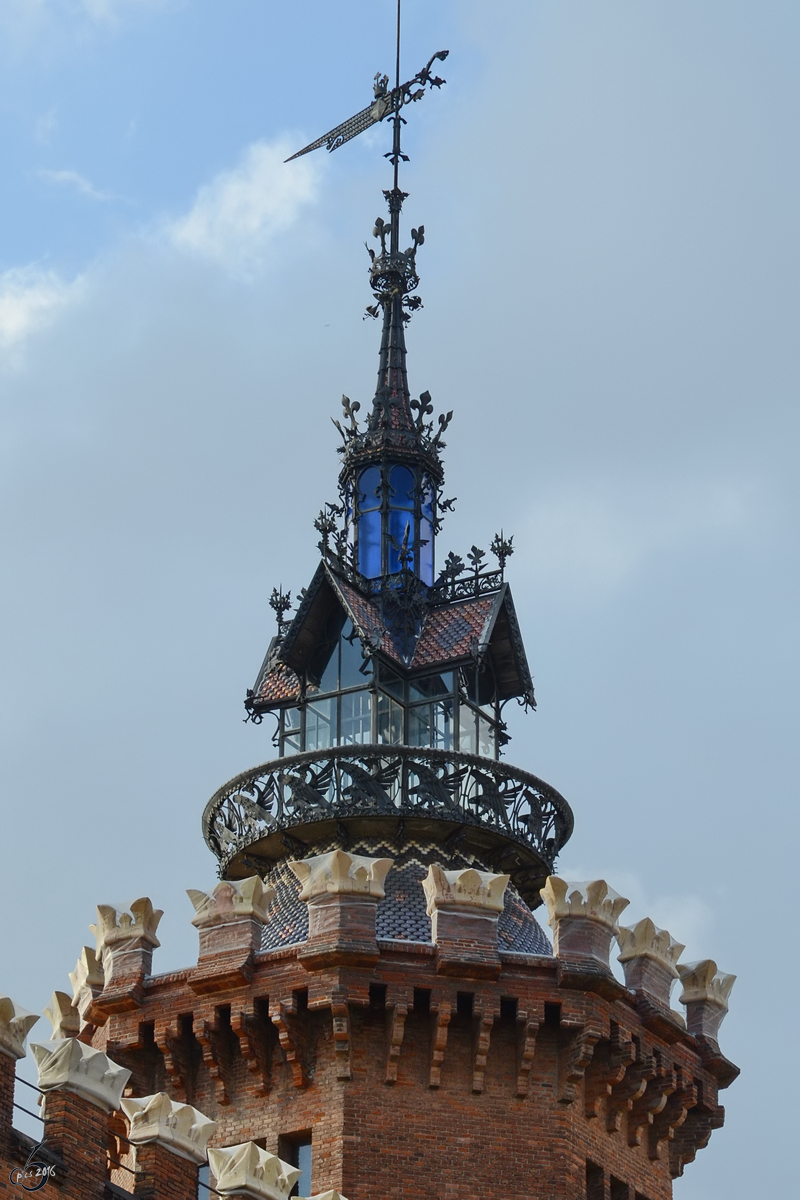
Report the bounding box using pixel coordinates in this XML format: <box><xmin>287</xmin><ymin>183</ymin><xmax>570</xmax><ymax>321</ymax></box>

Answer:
<box><xmin>285</xmin><ymin>0</ymin><xmax>447</xmax><ymax>179</ymax></box>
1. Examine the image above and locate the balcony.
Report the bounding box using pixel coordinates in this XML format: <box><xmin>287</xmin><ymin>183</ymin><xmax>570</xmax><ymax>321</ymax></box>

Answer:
<box><xmin>203</xmin><ymin>745</ymin><xmax>573</xmax><ymax>906</ymax></box>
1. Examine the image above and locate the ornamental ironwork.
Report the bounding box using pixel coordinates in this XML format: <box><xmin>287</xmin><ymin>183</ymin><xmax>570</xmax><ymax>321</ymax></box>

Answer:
<box><xmin>203</xmin><ymin>744</ymin><xmax>573</xmax><ymax>875</ymax></box>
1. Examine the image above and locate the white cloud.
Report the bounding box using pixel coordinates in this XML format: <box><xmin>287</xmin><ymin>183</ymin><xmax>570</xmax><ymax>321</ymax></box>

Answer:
<box><xmin>168</xmin><ymin>139</ymin><xmax>322</xmax><ymax>276</ymax></box>
<box><xmin>0</xmin><ymin>266</ymin><xmax>82</xmax><ymax>353</ymax></box>
<box><xmin>38</xmin><ymin>168</ymin><xmax>113</xmax><ymax>202</ymax></box>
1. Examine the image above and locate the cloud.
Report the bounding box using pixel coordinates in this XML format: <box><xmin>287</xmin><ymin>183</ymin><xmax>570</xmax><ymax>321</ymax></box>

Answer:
<box><xmin>38</xmin><ymin>168</ymin><xmax>114</xmax><ymax>202</ymax></box>
<box><xmin>0</xmin><ymin>265</ymin><xmax>82</xmax><ymax>354</ymax></box>
<box><xmin>168</xmin><ymin>139</ymin><xmax>322</xmax><ymax>276</ymax></box>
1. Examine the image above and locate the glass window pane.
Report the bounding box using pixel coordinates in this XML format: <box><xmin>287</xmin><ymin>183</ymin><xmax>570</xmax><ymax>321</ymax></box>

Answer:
<box><xmin>378</xmin><ymin>694</ymin><xmax>403</xmax><ymax>745</ymax></box>
<box><xmin>409</xmin><ymin>672</ymin><xmax>453</xmax><ymax>701</ymax></box>
<box><xmin>358</xmin><ymin>508</ymin><xmax>382</xmax><ymax>577</ymax></box>
<box><xmin>378</xmin><ymin>664</ymin><xmax>404</xmax><ymax>700</ymax></box>
<box><xmin>389</xmin><ymin>464</ymin><xmax>415</xmax><ymax>509</ymax></box>
<box><xmin>432</xmin><ymin>700</ymin><xmax>454</xmax><ymax>750</ymax></box>
<box><xmin>340</xmin><ymin>689</ymin><xmax>372</xmax><ymax>745</ymax></box>
<box><xmin>421</xmin><ymin>475</ymin><xmax>434</xmax><ymax>519</ymax></box>
<box><xmin>340</xmin><ymin>621</ymin><xmax>370</xmax><ymax>689</ymax></box>
<box><xmin>388</xmin><ymin>508</ymin><xmax>413</xmax><ymax>573</ymax></box>
<box><xmin>306</xmin><ymin>698</ymin><xmax>334</xmax><ymax>750</ymax></box>
<box><xmin>358</xmin><ymin>466</ymin><xmax>382</xmax><ymax>512</ymax></box>
<box><xmin>409</xmin><ymin>703</ymin><xmax>432</xmax><ymax>747</ymax></box>
<box><xmin>459</xmin><ymin>708</ymin><xmax>477</xmax><ymax>755</ymax></box>
<box><xmin>478</xmin><ymin>715</ymin><xmax>495</xmax><ymax>758</ymax></box>
<box><xmin>419</xmin><ymin>516</ymin><xmax>434</xmax><ymax>585</ymax></box>
<box><xmin>318</xmin><ymin>642</ymin><xmax>339</xmax><ymax>694</ymax></box>
<box><xmin>295</xmin><ymin>1142</ymin><xmax>312</xmax><ymax>1199</ymax></box>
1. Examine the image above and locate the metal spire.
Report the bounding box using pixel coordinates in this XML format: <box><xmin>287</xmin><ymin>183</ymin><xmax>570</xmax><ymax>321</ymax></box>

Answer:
<box><xmin>284</xmin><ymin>4</ymin><xmax>447</xmax><ymax>432</ymax></box>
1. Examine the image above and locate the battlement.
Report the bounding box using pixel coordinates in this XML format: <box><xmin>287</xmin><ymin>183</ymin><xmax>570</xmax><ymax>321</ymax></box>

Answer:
<box><xmin>0</xmin><ymin>870</ymin><xmax>737</xmax><ymax>1200</ymax></box>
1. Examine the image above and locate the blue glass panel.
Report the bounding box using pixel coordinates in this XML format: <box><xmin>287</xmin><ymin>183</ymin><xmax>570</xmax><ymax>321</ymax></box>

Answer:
<box><xmin>419</xmin><ymin>516</ymin><xmax>434</xmax><ymax>585</ymax></box>
<box><xmin>358</xmin><ymin>508</ymin><xmax>381</xmax><ymax>577</ymax></box>
<box><xmin>358</xmin><ymin>466</ymin><xmax>382</xmax><ymax>512</ymax></box>
<box><xmin>388</xmin><ymin>509</ymin><xmax>413</xmax><ymax>573</ymax></box>
<box><xmin>421</xmin><ymin>476</ymin><xmax>434</xmax><ymax>519</ymax></box>
<box><xmin>389</xmin><ymin>464</ymin><xmax>415</xmax><ymax>509</ymax></box>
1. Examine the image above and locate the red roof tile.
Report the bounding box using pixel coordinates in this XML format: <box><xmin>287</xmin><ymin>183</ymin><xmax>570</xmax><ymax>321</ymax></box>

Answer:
<box><xmin>411</xmin><ymin>596</ymin><xmax>495</xmax><ymax>668</ymax></box>
<box><xmin>256</xmin><ymin>661</ymin><xmax>302</xmax><ymax>704</ymax></box>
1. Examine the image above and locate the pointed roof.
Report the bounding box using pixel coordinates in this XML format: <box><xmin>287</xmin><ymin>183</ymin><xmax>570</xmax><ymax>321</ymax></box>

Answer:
<box><xmin>247</xmin><ymin>562</ymin><xmax>535</xmax><ymax>713</ymax></box>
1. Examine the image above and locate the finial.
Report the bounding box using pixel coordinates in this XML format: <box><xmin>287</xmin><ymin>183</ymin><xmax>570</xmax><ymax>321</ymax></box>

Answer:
<box><xmin>490</xmin><ymin>532</ymin><xmax>514</xmax><ymax>576</ymax></box>
<box><xmin>269</xmin><ymin>586</ymin><xmax>293</xmax><ymax>636</ymax></box>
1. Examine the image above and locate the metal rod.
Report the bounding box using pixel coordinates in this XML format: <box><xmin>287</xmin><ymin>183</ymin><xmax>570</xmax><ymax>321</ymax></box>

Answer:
<box><xmin>12</xmin><ymin>1102</ymin><xmax>44</xmax><ymax>1123</ymax></box>
<box><xmin>14</xmin><ymin>1077</ymin><xmax>44</xmax><ymax>1095</ymax></box>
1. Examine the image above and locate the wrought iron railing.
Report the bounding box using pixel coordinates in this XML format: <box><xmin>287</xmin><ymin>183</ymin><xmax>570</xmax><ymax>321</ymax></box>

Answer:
<box><xmin>203</xmin><ymin>744</ymin><xmax>573</xmax><ymax>874</ymax></box>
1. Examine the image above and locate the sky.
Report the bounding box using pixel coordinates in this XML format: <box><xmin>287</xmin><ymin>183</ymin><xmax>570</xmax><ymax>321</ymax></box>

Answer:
<box><xmin>1</xmin><ymin>1</ymin><xmax>797</xmax><ymax>1195</ymax></box>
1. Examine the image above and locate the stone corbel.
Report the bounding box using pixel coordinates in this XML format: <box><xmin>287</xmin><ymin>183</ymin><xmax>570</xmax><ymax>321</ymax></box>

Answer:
<box><xmin>422</xmin><ymin>865</ymin><xmax>509</xmax><ymax>979</ymax></box>
<box><xmin>90</xmin><ymin>898</ymin><xmax>162</xmax><ymax>1014</ymax></box>
<box><xmin>121</xmin><ymin>1091</ymin><xmax>216</xmax><ymax>1163</ymax></box>
<box><xmin>31</xmin><ymin>1038</ymin><xmax>131</xmax><ymax>1113</ymax></box>
<box><xmin>668</xmin><ymin>1078</ymin><xmax>725</xmax><ymax>1179</ymax></box>
<box><xmin>471</xmin><ymin>1000</ymin><xmax>496</xmax><ymax>1094</ymax></box>
<box><xmin>69</xmin><ymin>946</ymin><xmax>105</xmax><ymax>1028</ymax></box>
<box><xmin>208</xmin><ymin>1141</ymin><xmax>301</xmax><ymax>1200</ymax></box>
<box><xmin>306</xmin><ymin>1193</ymin><xmax>350</xmax><ymax>1200</ymax></box>
<box><xmin>606</xmin><ymin>1038</ymin><xmax>656</xmax><ymax>1133</ymax></box>
<box><xmin>194</xmin><ymin>1009</ymin><xmax>234</xmax><ymax>1106</ymax></box>
<box><xmin>428</xmin><ymin>999</ymin><xmax>452</xmax><ymax>1088</ymax></box>
<box><xmin>648</xmin><ymin>1065</ymin><xmax>697</xmax><ymax>1162</ymax></box>
<box><xmin>42</xmin><ymin>992</ymin><xmax>80</xmax><ymax>1042</ymax></box>
<box><xmin>557</xmin><ymin>1018</ymin><xmax>603</xmax><ymax>1105</ymax></box>
<box><xmin>269</xmin><ymin>999</ymin><xmax>305</xmax><ymax>1088</ymax></box>
<box><xmin>231</xmin><ymin>999</ymin><xmax>271</xmax><ymax>1096</ymax></box>
<box><xmin>677</xmin><ymin>960</ymin><xmax>735</xmax><ymax>1044</ymax></box>
<box><xmin>627</xmin><ymin>1050</ymin><xmax>675</xmax><ymax>1148</ymax></box>
<box><xmin>0</xmin><ymin>995</ymin><xmax>39</xmax><ymax>1061</ymax></box>
<box><xmin>290</xmin><ymin>850</ymin><xmax>393</xmax><ymax>970</ymax></box>
<box><xmin>583</xmin><ymin>1022</ymin><xmax>636</xmax><ymax>1120</ymax></box>
<box><xmin>188</xmin><ymin>877</ymin><xmax>275</xmax><ymax>993</ymax></box>
<box><xmin>385</xmin><ymin>1000</ymin><xmax>409</xmax><ymax>1084</ymax></box>
<box><xmin>541</xmin><ymin>878</ymin><xmax>629</xmax><ymax>988</ymax></box>
<box><xmin>515</xmin><ymin>1010</ymin><xmax>540</xmax><ymax>1099</ymax></box>
<box><xmin>154</xmin><ymin>1018</ymin><xmax>191</xmax><ymax>1103</ymax></box>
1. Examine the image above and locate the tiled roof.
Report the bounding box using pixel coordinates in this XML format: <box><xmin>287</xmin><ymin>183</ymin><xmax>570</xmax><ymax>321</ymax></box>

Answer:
<box><xmin>260</xmin><ymin>836</ymin><xmax>551</xmax><ymax>955</ymax></box>
<box><xmin>255</xmin><ymin>661</ymin><xmax>301</xmax><ymax>704</ymax></box>
<box><xmin>335</xmin><ymin>574</ymin><xmax>497</xmax><ymax>671</ymax></box>
<box><xmin>411</xmin><ymin>596</ymin><xmax>496</xmax><ymax>668</ymax></box>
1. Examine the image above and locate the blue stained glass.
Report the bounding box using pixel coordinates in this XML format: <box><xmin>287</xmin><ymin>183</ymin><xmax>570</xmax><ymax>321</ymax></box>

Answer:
<box><xmin>421</xmin><ymin>477</ymin><xmax>434</xmax><ymax>519</ymax></box>
<box><xmin>389</xmin><ymin>464</ymin><xmax>415</xmax><ymax>509</ymax></box>
<box><xmin>358</xmin><ymin>508</ymin><xmax>381</xmax><ymax>577</ymax></box>
<box><xmin>358</xmin><ymin>466</ymin><xmax>381</xmax><ymax>512</ymax></box>
<box><xmin>419</xmin><ymin>516</ymin><xmax>434</xmax><ymax>584</ymax></box>
<box><xmin>388</xmin><ymin>509</ymin><xmax>413</xmax><ymax>573</ymax></box>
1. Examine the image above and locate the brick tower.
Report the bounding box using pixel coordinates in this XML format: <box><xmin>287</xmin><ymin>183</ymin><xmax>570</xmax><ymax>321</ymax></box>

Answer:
<box><xmin>0</xmin><ymin>30</ymin><xmax>738</xmax><ymax>1200</ymax></box>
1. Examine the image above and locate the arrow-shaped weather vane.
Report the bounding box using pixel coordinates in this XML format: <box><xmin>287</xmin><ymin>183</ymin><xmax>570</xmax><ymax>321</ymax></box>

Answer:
<box><xmin>285</xmin><ymin>49</ymin><xmax>448</xmax><ymax>165</ymax></box>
